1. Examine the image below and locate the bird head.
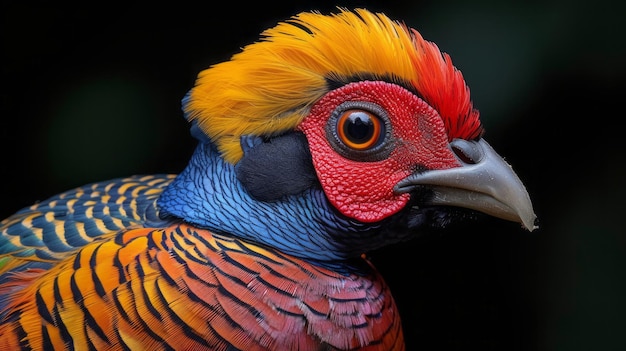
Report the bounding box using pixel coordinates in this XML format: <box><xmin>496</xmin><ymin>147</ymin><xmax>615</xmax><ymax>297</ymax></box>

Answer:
<box><xmin>158</xmin><ymin>8</ymin><xmax>536</xmax><ymax>265</ymax></box>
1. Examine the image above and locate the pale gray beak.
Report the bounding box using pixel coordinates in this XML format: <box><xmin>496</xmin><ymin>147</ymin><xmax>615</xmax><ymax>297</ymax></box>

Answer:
<box><xmin>394</xmin><ymin>139</ymin><xmax>537</xmax><ymax>231</ymax></box>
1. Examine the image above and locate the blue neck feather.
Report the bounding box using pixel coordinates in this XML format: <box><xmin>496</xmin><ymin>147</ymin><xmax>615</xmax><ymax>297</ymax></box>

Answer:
<box><xmin>156</xmin><ymin>133</ymin><xmax>392</xmax><ymax>266</ymax></box>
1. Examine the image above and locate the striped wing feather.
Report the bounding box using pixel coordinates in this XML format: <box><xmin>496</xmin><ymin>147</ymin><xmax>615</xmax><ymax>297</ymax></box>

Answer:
<box><xmin>0</xmin><ymin>174</ymin><xmax>174</xmax><ymax>274</ymax></box>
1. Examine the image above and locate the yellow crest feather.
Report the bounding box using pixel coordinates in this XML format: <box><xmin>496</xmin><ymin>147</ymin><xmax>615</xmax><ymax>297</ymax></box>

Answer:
<box><xmin>185</xmin><ymin>8</ymin><xmax>425</xmax><ymax>163</ymax></box>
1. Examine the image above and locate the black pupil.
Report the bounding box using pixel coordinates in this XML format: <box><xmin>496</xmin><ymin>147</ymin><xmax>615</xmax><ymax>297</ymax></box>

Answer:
<box><xmin>344</xmin><ymin>112</ymin><xmax>374</xmax><ymax>143</ymax></box>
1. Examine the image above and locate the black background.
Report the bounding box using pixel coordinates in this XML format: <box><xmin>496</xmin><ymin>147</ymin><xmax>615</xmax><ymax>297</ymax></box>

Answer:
<box><xmin>2</xmin><ymin>1</ymin><xmax>625</xmax><ymax>350</ymax></box>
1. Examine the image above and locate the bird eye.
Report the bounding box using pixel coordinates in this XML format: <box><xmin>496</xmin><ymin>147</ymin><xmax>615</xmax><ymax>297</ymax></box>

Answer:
<box><xmin>325</xmin><ymin>101</ymin><xmax>393</xmax><ymax>162</ymax></box>
<box><xmin>336</xmin><ymin>109</ymin><xmax>384</xmax><ymax>151</ymax></box>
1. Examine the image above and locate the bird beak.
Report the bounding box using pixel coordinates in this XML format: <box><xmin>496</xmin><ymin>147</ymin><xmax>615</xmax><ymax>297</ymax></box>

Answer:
<box><xmin>394</xmin><ymin>139</ymin><xmax>537</xmax><ymax>231</ymax></box>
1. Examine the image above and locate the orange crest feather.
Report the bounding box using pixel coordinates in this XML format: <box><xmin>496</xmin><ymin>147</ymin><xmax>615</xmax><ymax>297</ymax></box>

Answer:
<box><xmin>184</xmin><ymin>8</ymin><xmax>481</xmax><ymax>163</ymax></box>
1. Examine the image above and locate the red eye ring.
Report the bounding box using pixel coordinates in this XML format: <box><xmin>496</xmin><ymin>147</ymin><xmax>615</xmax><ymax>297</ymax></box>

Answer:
<box><xmin>336</xmin><ymin>109</ymin><xmax>383</xmax><ymax>150</ymax></box>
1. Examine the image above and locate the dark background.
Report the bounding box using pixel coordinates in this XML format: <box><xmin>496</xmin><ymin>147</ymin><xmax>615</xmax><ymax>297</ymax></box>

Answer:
<box><xmin>2</xmin><ymin>1</ymin><xmax>625</xmax><ymax>350</ymax></box>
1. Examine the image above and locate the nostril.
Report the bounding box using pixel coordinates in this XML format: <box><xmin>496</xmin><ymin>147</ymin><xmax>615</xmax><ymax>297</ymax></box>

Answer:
<box><xmin>450</xmin><ymin>139</ymin><xmax>484</xmax><ymax>165</ymax></box>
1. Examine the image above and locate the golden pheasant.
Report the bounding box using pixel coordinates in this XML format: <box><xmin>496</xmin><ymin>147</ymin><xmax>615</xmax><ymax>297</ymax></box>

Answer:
<box><xmin>0</xmin><ymin>8</ymin><xmax>536</xmax><ymax>350</ymax></box>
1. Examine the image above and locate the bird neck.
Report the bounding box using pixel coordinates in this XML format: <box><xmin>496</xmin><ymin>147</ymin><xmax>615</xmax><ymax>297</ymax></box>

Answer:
<box><xmin>156</xmin><ymin>140</ymin><xmax>388</xmax><ymax>268</ymax></box>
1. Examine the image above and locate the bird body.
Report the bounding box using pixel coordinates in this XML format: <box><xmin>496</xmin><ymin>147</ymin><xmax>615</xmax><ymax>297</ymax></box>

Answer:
<box><xmin>0</xmin><ymin>8</ymin><xmax>536</xmax><ymax>350</ymax></box>
<box><xmin>0</xmin><ymin>176</ymin><xmax>401</xmax><ymax>350</ymax></box>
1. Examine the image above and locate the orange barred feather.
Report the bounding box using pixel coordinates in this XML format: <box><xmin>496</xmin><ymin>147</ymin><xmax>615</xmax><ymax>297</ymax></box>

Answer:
<box><xmin>0</xmin><ymin>222</ymin><xmax>403</xmax><ymax>350</ymax></box>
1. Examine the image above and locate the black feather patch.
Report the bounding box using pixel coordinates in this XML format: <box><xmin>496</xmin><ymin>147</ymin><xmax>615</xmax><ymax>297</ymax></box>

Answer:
<box><xmin>235</xmin><ymin>132</ymin><xmax>319</xmax><ymax>201</ymax></box>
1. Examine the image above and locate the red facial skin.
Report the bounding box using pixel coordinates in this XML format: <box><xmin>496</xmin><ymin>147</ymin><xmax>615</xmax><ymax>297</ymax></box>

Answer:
<box><xmin>297</xmin><ymin>80</ymin><xmax>462</xmax><ymax>223</ymax></box>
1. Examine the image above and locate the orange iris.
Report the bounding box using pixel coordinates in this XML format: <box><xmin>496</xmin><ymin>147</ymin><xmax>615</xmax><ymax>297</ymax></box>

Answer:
<box><xmin>336</xmin><ymin>109</ymin><xmax>382</xmax><ymax>150</ymax></box>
